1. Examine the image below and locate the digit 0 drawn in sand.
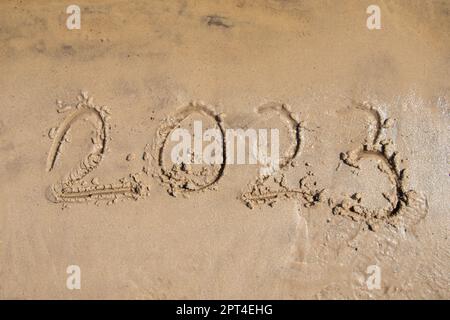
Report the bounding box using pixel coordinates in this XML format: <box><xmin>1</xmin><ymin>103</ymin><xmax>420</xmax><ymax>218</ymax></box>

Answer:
<box><xmin>333</xmin><ymin>100</ymin><xmax>428</xmax><ymax>231</ymax></box>
<box><xmin>152</xmin><ymin>101</ymin><xmax>226</xmax><ymax>196</ymax></box>
<box><xmin>241</xmin><ymin>103</ymin><xmax>325</xmax><ymax>209</ymax></box>
<box><xmin>46</xmin><ymin>91</ymin><xmax>149</xmax><ymax>204</ymax></box>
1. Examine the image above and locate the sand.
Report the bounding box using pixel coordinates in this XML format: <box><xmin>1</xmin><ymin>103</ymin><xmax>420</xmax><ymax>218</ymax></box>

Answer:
<box><xmin>0</xmin><ymin>0</ymin><xmax>449</xmax><ymax>299</ymax></box>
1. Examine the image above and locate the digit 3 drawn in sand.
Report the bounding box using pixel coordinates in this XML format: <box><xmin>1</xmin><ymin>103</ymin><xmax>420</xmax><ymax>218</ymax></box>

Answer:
<box><xmin>241</xmin><ymin>103</ymin><xmax>325</xmax><ymax>209</ymax></box>
<box><xmin>152</xmin><ymin>101</ymin><xmax>226</xmax><ymax>196</ymax></box>
<box><xmin>333</xmin><ymin>101</ymin><xmax>428</xmax><ymax>231</ymax></box>
<box><xmin>46</xmin><ymin>91</ymin><xmax>148</xmax><ymax>204</ymax></box>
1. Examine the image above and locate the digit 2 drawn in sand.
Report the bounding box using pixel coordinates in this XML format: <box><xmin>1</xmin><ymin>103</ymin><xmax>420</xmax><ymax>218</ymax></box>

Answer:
<box><xmin>241</xmin><ymin>103</ymin><xmax>325</xmax><ymax>209</ymax></box>
<box><xmin>46</xmin><ymin>92</ymin><xmax>148</xmax><ymax>203</ymax></box>
<box><xmin>152</xmin><ymin>101</ymin><xmax>226</xmax><ymax>196</ymax></box>
<box><xmin>333</xmin><ymin>101</ymin><xmax>428</xmax><ymax>231</ymax></box>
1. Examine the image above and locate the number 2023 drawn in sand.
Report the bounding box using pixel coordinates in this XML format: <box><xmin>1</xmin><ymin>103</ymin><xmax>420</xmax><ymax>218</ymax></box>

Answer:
<box><xmin>45</xmin><ymin>92</ymin><xmax>427</xmax><ymax>232</ymax></box>
<box><xmin>46</xmin><ymin>92</ymin><xmax>149</xmax><ymax>204</ymax></box>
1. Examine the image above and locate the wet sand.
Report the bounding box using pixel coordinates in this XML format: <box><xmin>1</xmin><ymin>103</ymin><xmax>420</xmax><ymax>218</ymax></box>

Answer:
<box><xmin>0</xmin><ymin>0</ymin><xmax>449</xmax><ymax>299</ymax></box>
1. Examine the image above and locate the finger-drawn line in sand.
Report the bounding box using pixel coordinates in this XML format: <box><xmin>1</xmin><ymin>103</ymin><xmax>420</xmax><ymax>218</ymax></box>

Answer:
<box><xmin>46</xmin><ymin>92</ymin><xmax>148</xmax><ymax>203</ymax></box>
<box><xmin>333</xmin><ymin>101</ymin><xmax>428</xmax><ymax>231</ymax></box>
<box><xmin>257</xmin><ymin>103</ymin><xmax>302</xmax><ymax>171</ymax></box>
<box><xmin>151</xmin><ymin>101</ymin><xmax>226</xmax><ymax>196</ymax></box>
<box><xmin>241</xmin><ymin>103</ymin><xmax>325</xmax><ymax>209</ymax></box>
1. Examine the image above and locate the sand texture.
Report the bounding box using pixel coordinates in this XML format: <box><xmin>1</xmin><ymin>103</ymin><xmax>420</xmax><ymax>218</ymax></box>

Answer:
<box><xmin>0</xmin><ymin>0</ymin><xmax>449</xmax><ymax>299</ymax></box>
